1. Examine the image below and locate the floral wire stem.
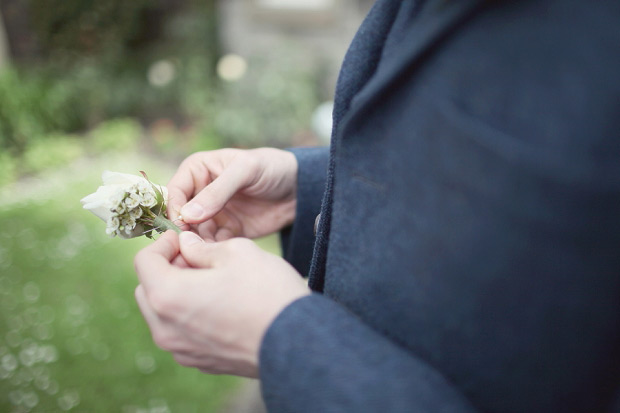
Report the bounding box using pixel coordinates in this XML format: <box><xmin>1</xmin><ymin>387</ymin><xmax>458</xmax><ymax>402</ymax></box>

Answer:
<box><xmin>139</xmin><ymin>204</ymin><xmax>182</xmax><ymax>238</ymax></box>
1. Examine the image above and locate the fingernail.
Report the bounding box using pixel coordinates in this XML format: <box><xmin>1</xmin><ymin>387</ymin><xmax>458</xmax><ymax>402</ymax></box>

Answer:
<box><xmin>180</xmin><ymin>231</ymin><xmax>202</xmax><ymax>246</ymax></box>
<box><xmin>181</xmin><ymin>203</ymin><xmax>204</xmax><ymax>220</ymax></box>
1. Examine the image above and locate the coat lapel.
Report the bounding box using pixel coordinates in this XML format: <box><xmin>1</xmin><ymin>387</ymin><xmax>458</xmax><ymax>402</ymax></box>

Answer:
<box><xmin>342</xmin><ymin>0</ymin><xmax>484</xmax><ymax>128</ymax></box>
<box><xmin>308</xmin><ymin>0</ymin><xmax>485</xmax><ymax>291</ymax></box>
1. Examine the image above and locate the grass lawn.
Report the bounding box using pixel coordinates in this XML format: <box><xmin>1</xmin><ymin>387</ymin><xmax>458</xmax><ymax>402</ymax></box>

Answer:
<box><xmin>0</xmin><ymin>155</ymin><xmax>275</xmax><ymax>412</ymax></box>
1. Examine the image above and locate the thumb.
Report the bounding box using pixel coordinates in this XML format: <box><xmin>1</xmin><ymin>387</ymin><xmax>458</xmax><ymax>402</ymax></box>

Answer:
<box><xmin>180</xmin><ymin>160</ymin><xmax>252</xmax><ymax>223</ymax></box>
<box><xmin>178</xmin><ymin>231</ymin><xmax>219</xmax><ymax>268</ymax></box>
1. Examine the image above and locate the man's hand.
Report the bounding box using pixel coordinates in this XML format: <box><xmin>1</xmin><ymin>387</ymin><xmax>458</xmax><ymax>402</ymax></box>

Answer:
<box><xmin>166</xmin><ymin>148</ymin><xmax>298</xmax><ymax>241</ymax></box>
<box><xmin>133</xmin><ymin>231</ymin><xmax>311</xmax><ymax>378</ymax></box>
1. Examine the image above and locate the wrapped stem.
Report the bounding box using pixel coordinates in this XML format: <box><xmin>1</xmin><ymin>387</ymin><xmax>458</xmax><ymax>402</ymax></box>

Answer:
<box><xmin>153</xmin><ymin>215</ymin><xmax>182</xmax><ymax>234</ymax></box>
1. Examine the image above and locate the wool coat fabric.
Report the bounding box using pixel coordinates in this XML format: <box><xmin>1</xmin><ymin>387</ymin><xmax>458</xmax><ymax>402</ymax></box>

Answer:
<box><xmin>259</xmin><ymin>0</ymin><xmax>620</xmax><ymax>411</ymax></box>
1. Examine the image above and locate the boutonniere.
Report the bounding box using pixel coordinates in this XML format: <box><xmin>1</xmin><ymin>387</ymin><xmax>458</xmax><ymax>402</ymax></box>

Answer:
<box><xmin>81</xmin><ymin>171</ymin><xmax>181</xmax><ymax>239</ymax></box>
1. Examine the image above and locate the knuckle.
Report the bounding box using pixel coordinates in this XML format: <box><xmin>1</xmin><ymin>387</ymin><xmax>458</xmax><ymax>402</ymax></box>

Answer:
<box><xmin>241</xmin><ymin>152</ymin><xmax>258</xmax><ymax>169</ymax></box>
<box><xmin>185</xmin><ymin>151</ymin><xmax>205</xmax><ymax>165</ymax></box>
<box><xmin>133</xmin><ymin>250</ymin><xmax>148</xmax><ymax>272</ymax></box>
<box><xmin>225</xmin><ymin>237</ymin><xmax>251</xmax><ymax>252</ymax></box>
<box><xmin>149</xmin><ymin>287</ymin><xmax>181</xmax><ymax>317</ymax></box>
<box><xmin>197</xmin><ymin>360</ymin><xmax>221</xmax><ymax>374</ymax></box>
<box><xmin>173</xmin><ymin>354</ymin><xmax>196</xmax><ymax>368</ymax></box>
<box><xmin>240</xmin><ymin>155</ymin><xmax>260</xmax><ymax>178</ymax></box>
<box><xmin>219</xmin><ymin>237</ymin><xmax>258</xmax><ymax>260</ymax></box>
<box><xmin>152</xmin><ymin>330</ymin><xmax>175</xmax><ymax>351</ymax></box>
<box><xmin>199</xmin><ymin>184</ymin><xmax>219</xmax><ymax>201</ymax></box>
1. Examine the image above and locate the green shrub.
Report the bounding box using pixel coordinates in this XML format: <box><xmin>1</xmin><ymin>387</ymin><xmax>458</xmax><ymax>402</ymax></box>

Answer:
<box><xmin>89</xmin><ymin>118</ymin><xmax>142</xmax><ymax>153</ymax></box>
<box><xmin>22</xmin><ymin>135</ymin><xmax>84</xmax><ymax>174</ymax></box>
<box><xmin>0</xmin><ymin>68</ymin><xmax>83</xmax><ymax>153</ymax></box>
<box><xmin>0</xmin><ymin>152</ymin><xmax>18</xmax><ymax>186</ymax></box>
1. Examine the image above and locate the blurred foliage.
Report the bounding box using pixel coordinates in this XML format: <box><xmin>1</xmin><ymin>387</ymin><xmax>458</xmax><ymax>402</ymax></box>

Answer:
<box><xmin>204</xmin><ymin>53</ymin><xmax>320</xmax><ymax>148</ymax></box>
<box><xmin>29</xmin><ymin>0</ymin><xmax>152</xmax><ymax>59</ymax></box>
<box><xmin>1</xmin><ymin>0</ymin><xmax>218</xmax><ymax>146</ymax></box>
<box><xmin>0</xmin><ymin>0</ymin><xmax>322</xmax><ymax>184</ymax></box>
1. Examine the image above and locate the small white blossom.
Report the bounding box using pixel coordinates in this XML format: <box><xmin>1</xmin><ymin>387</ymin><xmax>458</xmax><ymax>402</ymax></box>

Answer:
<box><xmin>129</xmin><ymin>207</ymin><xmax>143</xmax><ymax>220</ymax></box>
<box><xmin>124</xmin><ymin>193</ymin><xmax>141</xmax><ymax>209</ymax></box>
<box><xmin>122</xmin><ymin>217</ymin><xmax>137</xmax><ymax>235</ymax></box>
<box><xmin>111</xmin><ymin>194</ymin><xmax>127</xmax><ymax>214</ymax></box>
<box><xmin>140</xmin><ymin>192</ymin><xmax>157</xmax><ymax>208</ymax></box>
<box><xmin>136</xmin><ymin>181</ymin><xmax>151</xmax><ymax>194</ymax></box>
<box><xmin>107</xmin><ymin>216</ymin><xmax>120</xmax><ymax>230</ymax></box>
<box><xmin>105</xmin><ymin>217</ymin><xmax>120</xmax><ymax>236</ymax></box>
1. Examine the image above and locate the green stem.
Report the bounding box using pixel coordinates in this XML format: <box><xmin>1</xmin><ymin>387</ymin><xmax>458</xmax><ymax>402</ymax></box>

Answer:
<box><xmin>152</xmin><ymin>214</ymin><xmax>182</xmax><ymax>234</ymax></box>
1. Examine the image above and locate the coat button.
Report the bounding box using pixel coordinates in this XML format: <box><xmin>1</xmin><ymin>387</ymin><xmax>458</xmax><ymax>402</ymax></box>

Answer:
<box><xmin>314</xmin><ymin>214</ymin><xmax>321</xmax><ymax>236</ymax></box>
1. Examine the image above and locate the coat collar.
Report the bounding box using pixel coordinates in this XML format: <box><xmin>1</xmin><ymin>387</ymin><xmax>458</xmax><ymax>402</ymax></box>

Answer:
<box><xmin>341</xmin><ymin>0</ymin><xmax>485</xmax><ymax>130</ymax></box>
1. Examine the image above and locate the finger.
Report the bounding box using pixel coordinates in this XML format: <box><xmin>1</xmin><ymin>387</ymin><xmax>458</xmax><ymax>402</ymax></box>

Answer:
<box><xmin>166</xmin><ymin>184</ymin><xmax>189</xmax><ymax>222</ymax></box>
<box><xmin>215</xmin><ymin>227</ymin><xmax>235</xmax><ymax>241</ymax></box>
<box><xmin>171</xmin><ymin>253</ymin><xmax>191</xmax><ymax>269</ymax></box>
<box><xmin>180</xmin><ymin>158</ymin><xmax>253</xmax><ymax>223</ymax></box>
<box><xmin>195</xmin><ymin>220</ymin><xmax>218</xmax><ymax>242</ymax></box>
<box><xmin>134</xmin><ymin>284</ymin><xmax>162</xmax><ymax>331</ymax></box>
<box><xmin>173</xmin><ymin>353</ymin><xmax>204</xmax><ymax>369</ymax></box>
<box><xmin>136</xmin><ymin>285</ymin><xmax>192</xmax><ymax>352</ymax></box>
<box><xmin>212</xmin><ymin>211</ymin><xmax>242</xmax><ymax>239</ymax></box>
<box><xmin>174</xmin><ymin>354</ymin><xmax>228</xmax><ymax>375</ymax></box>
<box><xmin>134</xmin><ymin>230</ymin><xmax>180</xmax><ymax>289</ymax></box>
<box><xmin>178</xmin><ymin>231</ymin><xmax>222</xmax><ymax>268</ymax></box>
<box><xmin>166</xmin><ymin>155</ymin><xmax>211</xmax><ymax>221</ymax></box>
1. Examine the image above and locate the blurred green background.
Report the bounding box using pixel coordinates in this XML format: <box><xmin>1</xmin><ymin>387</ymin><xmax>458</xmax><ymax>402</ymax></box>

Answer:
<box><xmin>0</xmin><ymin>0</ymin><xmax>358</xmax><ymax>411</ymax></box>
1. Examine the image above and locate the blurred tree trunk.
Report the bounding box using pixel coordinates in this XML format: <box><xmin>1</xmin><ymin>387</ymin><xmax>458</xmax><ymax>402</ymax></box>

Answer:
<box><xmin>0</xmin><ymin>0</ymin><xmax>41</xmax><ymax>61</ymax></box>
<box><xmin>206</xmin><ymin>0</ymin><xmax>220</xmax><ymax>66</ymax></box>
<box><xmin>0</xmin><ymin>7</ymin><xmax>9</xmax><ymax>68</ymax></box>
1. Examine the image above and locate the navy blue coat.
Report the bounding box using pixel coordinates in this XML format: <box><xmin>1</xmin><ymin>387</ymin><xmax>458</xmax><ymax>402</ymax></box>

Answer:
<box><xmin>259</xmin><ymin>0</ymin><xmax>620</xmax><ymax>411</ymax></box>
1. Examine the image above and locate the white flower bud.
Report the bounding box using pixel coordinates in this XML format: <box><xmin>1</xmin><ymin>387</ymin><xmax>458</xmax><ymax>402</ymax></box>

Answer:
<box><xmin>102</xmin><ymin>171</ymin><xmax>146</xmax><ymax>186</ymax></box>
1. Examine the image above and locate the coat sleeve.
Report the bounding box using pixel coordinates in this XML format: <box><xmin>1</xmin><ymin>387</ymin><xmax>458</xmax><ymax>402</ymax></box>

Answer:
<box><xmin>280</xmin><ymin>147</ymin><xmax>329</xmax><ymax>277</ymax></box>
<box><xmin>259</xmin><ymin>294</ymin><xmax>478</xmax><ymax>412</ymax></box>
